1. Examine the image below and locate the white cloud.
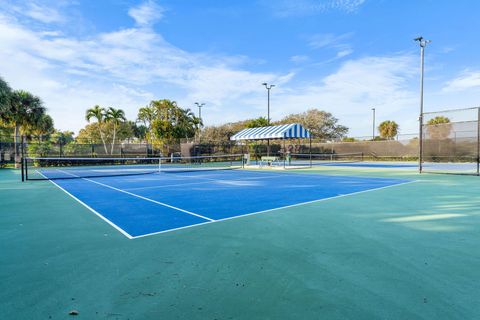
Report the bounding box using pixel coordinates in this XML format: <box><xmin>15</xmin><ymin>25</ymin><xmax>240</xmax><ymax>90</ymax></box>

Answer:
<box><xmin>271</xmin><ymin>55</ymin><xmax>419</xmax><ymax>135</ymax></box>
<box><xmin>4</xmin><ymin>1</ymin><xmax>66</xmax><ymax>24</ymax></box>
<box><xmin>269</xmin><ymin>0</ymin><xmax>366</xmax><ymax>17</ymax></box>
<box><xmin>290</xmin><ymin>55</ymin><xmax>310</xmax><ymax>63</ymax></box>
<box><xmin>1</xmin><ymin>2</ymin><xmax>457</xmax><ymax>137</ymax></box>
<box><xmin>443</xmin><ymin>71</ymin><xmax>480</xmax><ymax>92</ymax></box>
<box><xmin>128</xmin><ymin>1</ymin><xmax>165</xmax><ymax>26</ymax></box>
<box><xmin>307</xmin><ymin>33</ymin><xmax>354</xmax><ymax>61</ymax></box>
<box><xmin>336</xmin><ymin>48</ymin><xmax>353</xmax><ymax>58</ymax></box>
<box><xmin>308</xmin><ymin>33</ymin><xmax>352</xmax><ymax>49</ymax></box>
<box><xmin>25</xmin><ymin>2</ymin><xmax>65</xmax><ymax>23</ymax></box>
<box><xmin>0</xmin><ymin>9</ymin><xmax>289</xmax><ymax>132</ymax></box>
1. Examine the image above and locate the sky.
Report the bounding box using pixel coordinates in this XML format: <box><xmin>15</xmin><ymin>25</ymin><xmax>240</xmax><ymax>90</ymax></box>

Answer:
<box><xmin>1</xmin><ymin>0</ymin><xmax>480</xmax><ymax>137</ymax></box>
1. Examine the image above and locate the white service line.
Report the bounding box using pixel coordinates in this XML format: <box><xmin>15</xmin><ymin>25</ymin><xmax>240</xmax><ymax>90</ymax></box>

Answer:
<box><xmin>125</xmin><ymin>173</ymin><xmax>288</xmax><ymax>191</ymax></box>
<box><xmin>56</xmin><ymin>169</ymin><xmax>214</xmax><ymax>222</ymax></box>
<box><xmin>132</xmin><ymin>179</ymin><xmax>419</xmax><ymax>239</ymax></box>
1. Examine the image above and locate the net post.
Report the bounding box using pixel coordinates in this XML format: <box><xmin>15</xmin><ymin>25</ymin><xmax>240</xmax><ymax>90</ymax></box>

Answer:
<box><xmin>21</xmin><ymin>156</ymin><xmax>25</xmax><ymax>182</ymax></box>
<box><xmin>24</xmin><ymin>157</ymin><xmax>28</xmax><ymax>180</ymax></box>
<box><xmin>20</xmin><ymin>135</ymin><xmax>25</xmax><ymax>164</ymax></box>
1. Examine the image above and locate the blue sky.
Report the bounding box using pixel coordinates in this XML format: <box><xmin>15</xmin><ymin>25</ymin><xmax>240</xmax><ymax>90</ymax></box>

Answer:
<box><xmin>1</xmin><ymin>0</ymin><xmax>480</xmax><ymax>136</ymax></box>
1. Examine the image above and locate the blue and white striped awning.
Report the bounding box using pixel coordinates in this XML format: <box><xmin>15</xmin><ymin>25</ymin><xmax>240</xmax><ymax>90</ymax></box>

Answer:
<box><xmin>230</xmin><ymin>123</ymin><xmax>311</xmax><ymax>140</ymax></box>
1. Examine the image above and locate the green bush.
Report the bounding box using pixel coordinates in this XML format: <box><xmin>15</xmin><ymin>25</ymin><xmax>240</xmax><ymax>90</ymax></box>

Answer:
<box><xmin>28</xmin><ymin>142</ymin><xmax>53</xmax><ymax>158</ymax></box>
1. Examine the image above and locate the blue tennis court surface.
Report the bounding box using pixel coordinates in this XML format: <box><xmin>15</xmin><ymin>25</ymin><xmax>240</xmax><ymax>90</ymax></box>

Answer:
<box><xmin>50</xmin><ymin>170</ymin><xmax>412</xmax><ymax>238</ymax></box>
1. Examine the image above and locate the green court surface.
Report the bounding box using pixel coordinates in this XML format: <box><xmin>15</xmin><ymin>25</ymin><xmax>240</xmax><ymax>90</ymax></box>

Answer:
<box><xmin>1</xmin><ymin>166</ymin><xmax>480</xmax><ymax>319</ymax></box>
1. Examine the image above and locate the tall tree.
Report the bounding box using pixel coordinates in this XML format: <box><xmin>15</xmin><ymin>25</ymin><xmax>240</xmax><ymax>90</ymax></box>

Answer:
<box><xmin>25</xmin><ymin>114</ymin><xmax>55</xmax><ymax>141</ymax></box>
<box><xmin>378</xmin><ymin>120</ymin><xmax>399</xmax><ymax>140</ymax></box>
<box><xmin>137</xmin><ymin>99</ymin><xmax>202</xmax><ymax>153</ymax></box>
<box><xmin>0</xmin><ymin>76</ymin><xmax>12</xmax><ymax>115</ymax></box>
<box><xmin>246</xmin><ymin>117</ymin><xmax>269</xmax><ymax>128</ymax></box>
<box><xmin>0</xmin><ymin>77</ymin><xmax>13</xmax><ymax>140</ymax></box>
<box><xmin>275</xmin><ymin>109</ymin><xmax>348</xmax><ymax>139</ymax></box>
<box><xmin>1</xmin><ymin>90</ymin><xmax>46</xmax><ymax>164</ymax></box>
<box><xmin>77</xmin><ymin>122</ymin><xmax>133</xmax><ymax>145</ymax></box>
<box><xmin>105</xmin><ymin>107</ymin><xmax>126</xmax><ymax>154</ymax></box>
<box><xmin>51</xmin><ymin>130</ymin><xmax>75</xmax><ymax>145</ymax></box>
<box><xmin>85</xmin><ymin>105</ymin><xmax>108</xmax><ymax>154</ymax></box>
<box><xmin>426</xmin><ymin>116</ymin><xmax>451</xmax><ymax>140</ymax></box>
<box><xmin>137</xmin><ymin>106</ymin><xmax>156</xmax><ymax>142</ymax></box>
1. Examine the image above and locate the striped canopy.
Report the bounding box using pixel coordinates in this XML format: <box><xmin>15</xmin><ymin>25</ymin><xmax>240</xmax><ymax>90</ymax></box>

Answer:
<box><xmin>230</xmin><ymin>123</ymin><xmax>311</xmax><ymax>140</ymax></box>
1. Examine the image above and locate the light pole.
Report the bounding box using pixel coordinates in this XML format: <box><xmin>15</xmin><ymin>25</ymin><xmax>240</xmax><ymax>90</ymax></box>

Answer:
<box><xmin>194</xmin><ymin>102</ymin><xmax>205</xmax><ymax>142</ymax></box>
<box><xmin>372</xmin><ymin>107</ymin><xmax>376</xmax><ymax>140</ymax></box>
<box><xmin>414</xmin><ymin>36</ymin><xmax>431</xmax><ymax>173</ymax></box>
<box><xmin>262</xmin><ymin>83</ymin><xmax>275</xmax><ymax>125</ymax></box>
<box><xmin>194</xmin><ymin>102</ymin><xmax>205</xmax><ymax>122</ymax></box>
<box><xmin>262</xmin><ymin>83</ymin><xmax>275</xmax><ymax>156</ymax></box>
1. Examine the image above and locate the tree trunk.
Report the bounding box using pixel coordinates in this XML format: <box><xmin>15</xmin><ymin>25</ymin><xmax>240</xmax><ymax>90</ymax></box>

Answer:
<box><xmin>98</xmin><ymin>124</ymin><xmax>108</xmax><ymax>155</ymax></box>
<box><xmin>111</xmin><ymin>123</ymin><xmax>117</xmax><ymax>155</ymax></box>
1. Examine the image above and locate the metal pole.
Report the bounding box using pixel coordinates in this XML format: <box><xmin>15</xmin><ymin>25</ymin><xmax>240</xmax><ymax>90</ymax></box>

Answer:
<box><xmin>419</xmin><ymin>45</ymin><xmax>425</xmax><ymax>173</ymax></box>
<box><xmin>415</xmin><ymin>36</ymin><xmax>431</xmax><ymax>174</ymax></box>
<box><xmin>372</xmin><ymin>108</ymin><xmax>376</xmax><ymax>140</ymax></box>
<box><xmin>267</xmin><ymin>88</ymin><xmax>270</xmax><ymax>125</ymax></box>
<box><xmin>262</xmin><ymin>83</ymin><xmax>275</xmax><ymax>156</ymax></box>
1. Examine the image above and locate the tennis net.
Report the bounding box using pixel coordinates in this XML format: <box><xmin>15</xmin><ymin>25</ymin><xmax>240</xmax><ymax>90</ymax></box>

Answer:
<box><xmin>23</xmin><ymin>154</ymin><xmax>244</xmax><ymax>180</ymax></box>
<box><xmin>287</xmin><ymin>152</ymin><xmax>364</xmax><ymax>167</ymax></box>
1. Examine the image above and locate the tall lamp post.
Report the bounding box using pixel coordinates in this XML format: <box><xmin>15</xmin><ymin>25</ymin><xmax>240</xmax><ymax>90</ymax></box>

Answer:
<box><xmin>414</xmin><ymin>36</ymin><xmax>431</xmax><ymax>173</ymax></box>
<box><xmin>195</xmin><ymin>102</ymin><xmax>205</xmax><ymax>121</ymax></box>
<box><xmin>262</xmin><ymin>83</ymin><xmax>275</xmax><ymax>156</ymax></box>
<box><xmin>371</xmin><ymin>107</ymin><xmax>376</xmax><ymax>140</ymax></box>
<box><xmin>262</xmin><ymin>83</ymin><xmax>275</xmax><ymax>125</ymax></box>
<box><xmin>194</xmin><ymin>102</ymin><xmax>205</xmax><ymax>142</ymax></box>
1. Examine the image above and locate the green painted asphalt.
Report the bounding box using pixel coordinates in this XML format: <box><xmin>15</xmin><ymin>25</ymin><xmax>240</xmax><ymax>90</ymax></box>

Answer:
<box><xmin>0</xmin><ymin>167</ymin><xmax>479</xmax><ymax>319</ymax></box>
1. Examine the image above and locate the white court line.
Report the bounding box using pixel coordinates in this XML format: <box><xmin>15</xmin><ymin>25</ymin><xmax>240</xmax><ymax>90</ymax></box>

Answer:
<box><xmin>132</xmin><ymin>180</ymin><xmax>419</xmax><ymax>239</ymax></box>
<box><xmin>56</xmin><ymin>169</ymin><xmax>214</xmax><ymax>222</ymax></box>
<box><xmin>36</xmin><ymin>171</ymin><xmax>134</xmax><ymax>239</ymax></box>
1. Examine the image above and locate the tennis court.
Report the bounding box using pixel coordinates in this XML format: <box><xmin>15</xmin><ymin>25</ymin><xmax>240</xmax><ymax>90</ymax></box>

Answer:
<box><xmin>42</xmin><ymin>168</ymin><xmax>412</xmax><ymax>238</ymax></box>
<box><xmin>2</xmin><ymin>158</ymin><xmax>480</xmax><ymax>319</ymax></box>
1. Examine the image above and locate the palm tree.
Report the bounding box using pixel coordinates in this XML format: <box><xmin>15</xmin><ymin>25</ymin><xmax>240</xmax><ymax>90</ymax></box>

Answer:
<box><xmin>0</xmin><ymin>76</ymin><xmax>12</xmax><ymax>113</ymax></box>
<box><xmin>1</xmin><ymin>90</ymin><xmax>46</xmax><ymax>165</ymax></box>
<box><xmin>137</xmin><ymin>106</ymin><xmax>156</xmax><ymax>142</ymax></box>
<box><xmin>85</xmin><ymin>105</ymin><xmax>108</xmax><ymax>154</ymax></box>
<box><xmin>427</xmin><ymin>116</ymin><xmax>451</xmax><ymax>140</ymax></box>
<box><xmin>105</xmin><ymin>107</ymin><xmax>126</xmax><ymax>154</ymax></box>
<box><xmin>25</xmin><ymin>114</ymin><xmax>55</xmax><ymax>141</ymax></box>
<box><xmin>378</xmin><ymin>120</ymin><xmax>399</xmax><ymax>140</ymax></box>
